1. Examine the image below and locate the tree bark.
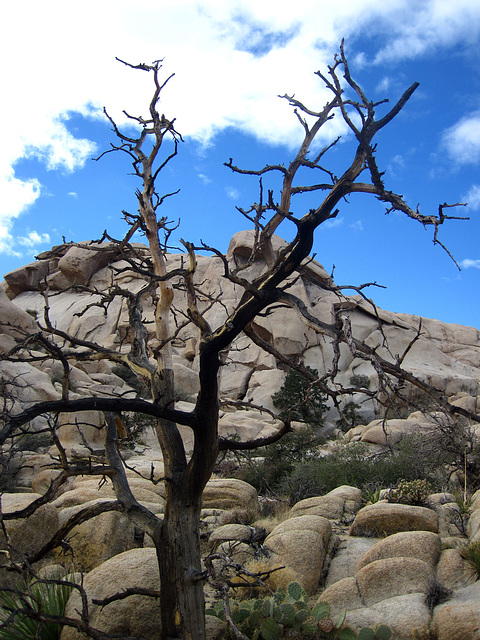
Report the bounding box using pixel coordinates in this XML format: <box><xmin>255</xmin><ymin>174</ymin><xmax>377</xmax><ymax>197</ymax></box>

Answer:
<box><xmin>155</xmin><ymin>483</ymin><xmax>205</xmax><ymax>640</ymax></box>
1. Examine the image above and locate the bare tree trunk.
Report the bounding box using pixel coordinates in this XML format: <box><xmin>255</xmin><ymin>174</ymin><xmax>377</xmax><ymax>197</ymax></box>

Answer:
<box><xmin>155</xmin><ymin>483</ymin><xmax>205</xmax><ymax>640</ymax></box>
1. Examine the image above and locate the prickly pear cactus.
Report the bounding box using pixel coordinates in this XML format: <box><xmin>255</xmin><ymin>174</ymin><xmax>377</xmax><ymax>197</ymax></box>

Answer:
<box><xmin>206</xmin><ymin>581</ymin><xmax>392</xmax><ymax>640</ymax></box>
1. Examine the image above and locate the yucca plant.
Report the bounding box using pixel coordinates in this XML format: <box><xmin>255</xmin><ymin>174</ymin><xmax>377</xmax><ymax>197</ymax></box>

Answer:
<box><xmin>0</xmin><ymin>575</ymin><xmax>74</xmax><ymax>639</ymax></box>
<box><xmin>460</xmin><ymin>540</ymin><xmax>480</xmax><ymax>580</ymax></box>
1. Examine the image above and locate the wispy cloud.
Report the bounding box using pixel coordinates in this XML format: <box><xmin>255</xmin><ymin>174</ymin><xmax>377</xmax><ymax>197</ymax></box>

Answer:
<box><xmin>442</xmin><ymin>112</ymin><xmax>480</xmax><ymax>165</ymax></box>
<box><xmin>373</xmin><ymin>0</ymin><xmax>480</xmax><ymax>63</ymax></box>
<box><xmin>198</xmin><ymin>173</ymin><xmax>212</xmax><ymax>185</ymax></box>
<box><xmin>68</xmin><ymin>192</ymin><xmax>78</xmax><ymax>198</ymax></box>
<box><xmin>375</xmin><ymin>76</ymin><xmax>392</xmax><ymax>93</ymax></box>
<box><xmin>323</xmin><ymin>217</ymin><xmax>344</xmax><ymax>230</ymax></box>
<box><xmin>463</xmin><ymin>184</ymin><xmax>480</xmax><ymax>210</ymax></box>
<box><xmin>17</xmin><ymin>231</ymin><xmax>51</xmax><ymax>248</ymax></box>
<box><xmin>225</xmin><ymin>186</ymin><xmax>240</xmax><ymax>200</ymax></box>
<box><xmin>460</xmin><ymin>258</ymin><xmax>480</xmax><ymax>269</ymax></box>
<box><xmin>350</xmin><ymin>220</ymin><xmax>364</xmax><ymax>231</ymax></box>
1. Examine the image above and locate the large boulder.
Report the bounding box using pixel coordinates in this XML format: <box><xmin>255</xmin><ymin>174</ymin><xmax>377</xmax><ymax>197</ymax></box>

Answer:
<box><xmin>56</xmin><ymin>499</ymin><xmax>140</xmax><ymax>572</ymax></box>
<box><xmin>321</xmin><ymin>556</ymin><xmax>434</xmax><ymax>639</ymax></box>
<box><xmin>324</xmin><ymin>537</ymin><xmax>379</xmax><ymax>587</ymax></box>
<box><xmin>264</xmin><ymin>515</ymin><xmax>332</xmax><ymax>592</ymax></box>
<box><xmin>358</xmin><ymin>417</ymin><xmax>433</xmax><ymax>445</ymax></box>
<box><xmin>202</xmin><ymin>479</ymin><xmax>259</xmax><ymax>515</ymax></box>
<box><xmin>344</xmin><ymin>593</ymin><xmax>431</xmax><ymax>640</ymax></box>
<box><xmin>61</xmin><ymin>548</ymin><xmax>161</xmax><ymax>640</ymax></box>
<box><xmin>58</xmin><ymin>243</ymin><xmax>115</xmax><ymax>286</ymax></box>
<box><xmin>355</xmin><ymin>531</ymin><xmax>442</xmax><ymax>572</ymax></box>
<box><xmin>289</xmin><ymin>495</ymin><xmax>346</xmax><ymax>520</ymax></box>
<box><xmin>350</xmin><ymin>502</ymin><xmax>438</xmax><ymax>537</ymax></box>
<box><xmin>431</xmin><ymin>581</ymin><xmax>480</xmax><ymax>640</ymax></box>
<box><xmin>436</xmin><ymin>547</ymin><xmax>477</xmax><ymax>590</ymax></box>
<box><xmin>52</xmin><ymin>477</ymin><xmax>164</xmax><ymax>510</ymax></box>
<box><xmin>0</xmin><ymin>288</ymin><xmax>38</xmax><ymax>337</ymax></box>
<box><xmin>3</xmin><ymin>260</ymin><xmax>52</xmax><ymax>296</ymax></box>
<box><xmin>209</xmin><ymin>524</ymin><xmax>253</xmax><ymax>546</ymax></box>
<box><xmin>0</xmin><ymin>493</ymin><xmax>59</xmax><ymax>585</ymax></box>
<box><xmin>356</xmin><ymin>557</ymin><xmax>434</xmax><ymax>607</ymax></box>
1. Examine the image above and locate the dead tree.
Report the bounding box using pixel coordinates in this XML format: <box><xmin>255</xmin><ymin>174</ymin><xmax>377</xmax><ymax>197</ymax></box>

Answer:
<box><xmin>0</xmin><ymin>43</ymin><xmax>476</xmax><ymax>640</ymax></box>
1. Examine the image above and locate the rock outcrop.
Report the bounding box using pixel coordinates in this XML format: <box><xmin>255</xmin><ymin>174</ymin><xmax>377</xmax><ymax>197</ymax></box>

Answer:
<box><xmin>0</xmin><ymin>231</ymin><xmax>480</xmax><ymax>439</ymax></box>
<box><xmin>1</xmin><ymin>231</ymin><xmax>479</xmax><ymax>454</ymax></box>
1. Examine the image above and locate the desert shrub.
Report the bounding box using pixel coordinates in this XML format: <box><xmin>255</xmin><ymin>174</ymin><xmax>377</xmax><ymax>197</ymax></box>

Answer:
<box><xmin>238</xmin><ymin>367</ymin><xmax>345</xmax><ymax>496</ymax></box>
<box><xmin>279</xmin><ymin>443</ymin><xmax>377</xmax><ymax>503</ymax></box>
<box><xmin>336</xmin><ymin>402</ymin><xmax>363</xmax><ymax>432</ymax></box>
<box><xmin>278</xmin><ymin>435</ymin><xmax>447</xmax><ymax>503</ymax></box>
<box><xmin>121</xmin><ymin>412</ymin><xmax>154</xmax><ymax>448</ymax></box>
<box><xmin>0</xmin><ymin>575</ymin><xmax>74</xmax><ymax>639</ymax></box>
<box><xmin>387</xmin><ymin>478</ymin><xmax>431</xmax><ymax>506</ymax></box>
<box><xmin>349</xmin><ymin>374</ymin><xmax>370</xmax><ymax>389</ymax></box>
<box><xmin>452</xmin><ymin>490</ymin><xmax>474</xmax><ymax>515</ymax></box>
<box><xmin>363</xmin><ymin>486</ymin><xmax>383</xmax><ymax>504</ymax></box>
<box><xmin>236</xmin><ymin>426</ymin><xmax>325</xmax><ymax>496</ymax></box>
<box><xmin>13</xmin><ymin>430</ymin><xmax>52</xmax><ymax>452</ymax></box>
<box><xmin>425</xmin><ymin>578</ymin><xmax>452</xmax><ymax>611</ymax></box>
<box><xmin>272</xmin><ymin>367</ymin><xmax>327</xmax><ymax>427</ymax></box>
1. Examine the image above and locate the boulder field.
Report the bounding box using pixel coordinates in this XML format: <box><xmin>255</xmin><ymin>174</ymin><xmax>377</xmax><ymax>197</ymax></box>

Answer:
<box><xmin>3</xmin><ymin>470</ymin><xmax>480</xmax><ymax>640</ymax></box>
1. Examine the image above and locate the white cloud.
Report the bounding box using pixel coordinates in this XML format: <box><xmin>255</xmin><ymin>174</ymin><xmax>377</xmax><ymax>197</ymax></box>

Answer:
<box><xmin>463</xmin><ymin>185</ymin><xmax>480</xmax><ymax>210</ymax></box>
<box><xmin>68</xmin><ymin>192</ymin><xmax>78</xmax><ymax>198</ymax></box>
<box><xmin>323</xmin><ymin>217</ymin><xmax>344</xmax><ymax>229</ymax></box>
<box><xmin>0</xmin><ymin>168</ymin><xmax>41</xmax><ymax>254</ymax></box>
<box><xmin>226</xmin><ymin>186</ymin><xmax>240</xmax><ymax>200</ymax></box>
<box><xmin>1</xmin><ymin>0</ymin><xmax>479</xmax><ymax>254</ymax></box>
<box><xmin>443</xmin><ymin>114</ymin><xmax>480</xmax><ymax>165</ymax></box>
<box><xmin>460</xmin><ymin>258</ymin><xmax>480</xmax><ymax>269</ymax></box>
<box><xmin>372</xmin><ymin>0</ymin><xmax>480</xmax><ymax>63</ymax></box>
<box><xmin>198</xmin><ymin>174</ymin><xmax>212</xmax><ymax>185</ymax></box>
<box><xmin>350</xmin><ymin>220</ymin><xmax>364</xmax><ymax>231</ymax></box>
<box><xmin>376</xmin><ymin>76</ymin><xmax>391</xmax><ymax>93</ymax></box>
<box><xmin>17</xmin><ymin>231</ymin><xmax>51</xmax><ymax>248</ymax></box>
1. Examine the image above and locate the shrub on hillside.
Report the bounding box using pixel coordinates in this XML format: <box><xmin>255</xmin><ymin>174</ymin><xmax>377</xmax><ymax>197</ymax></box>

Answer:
<box><xmin>278</xmin><ymin>435</ymin><xmax>448</xmax><ymax>503</ymax></box>
<box><xmin>236</xmin><ymin>426</ymin><xmax>326</xmax><ymax>495</ymax></box>
<box><xmin>272</xmin><ymin>367</ymin><xmax>327</xmax><ymax>427</ymax></box>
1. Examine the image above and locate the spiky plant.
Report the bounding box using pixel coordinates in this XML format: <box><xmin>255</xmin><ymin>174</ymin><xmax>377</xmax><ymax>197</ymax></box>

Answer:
<box><xmin>0</xmin><ymin>575</ymin><xmax>74</xmax><ymax>640</ymax></box>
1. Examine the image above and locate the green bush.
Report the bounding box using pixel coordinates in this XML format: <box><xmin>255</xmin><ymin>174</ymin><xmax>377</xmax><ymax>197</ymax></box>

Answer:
<box><xmin>277</xmin><ymin>435</ymin><xmax>447</xmax><ymax>503</ymax></box>
<box><xmin>272</xmin><ymin>367</ymin><xmax>327</xmax><ymax>428</ymax></box>
<box><xmin>349</xmin><ymin>375</ymin><xmax>370</xmax><ymax>389</ymax></box>
<box><xmin>14</xmin><ymin>430</ymin><xmax>52</xmax><ymax>452</ymax></box>
<box><xmin>236</xmin><ymin>426</ymin><xmax>325</xmax><ymax>496</ymax></box>
<box><xmin>0</xmin><ymin>575</ymin><xmax>74</xmax><ymax>639</ymax></box>
<box><xmin>335</xmin><ymin>402</ymin><xmax>363</xmax><ymax>432</ymax></box>
<box><xmin>387</xmin><ymin>479</ymin><xmax>431</xmax><ymax>506</ymax></box>
<box><xmin>237</xmin><ymin>366</ymin><xmax>328</xmax><ymax>496</ymax></box>
<box><xmin>207</xmin><ymin>581</ymin><xmax>391</xmax><ymax>640</ymax></box>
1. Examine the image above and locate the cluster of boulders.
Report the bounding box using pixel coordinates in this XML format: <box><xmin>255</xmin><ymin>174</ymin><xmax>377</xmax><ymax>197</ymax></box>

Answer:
<box><xmin>2</xmin><ymin>450</ymin><xmax>480</xmax><ymax>640</ymax></box>
<box><xmin>205</xmin><ymin>485</ymin><xmax>480</xmax><ymax>640</ymax></box>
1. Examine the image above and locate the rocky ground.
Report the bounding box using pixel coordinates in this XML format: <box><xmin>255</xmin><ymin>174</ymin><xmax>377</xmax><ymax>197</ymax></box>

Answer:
<box><xmin>2</xmin><ymin>455</ymin><xmax>480</xmax><ymax>640</ymax></box>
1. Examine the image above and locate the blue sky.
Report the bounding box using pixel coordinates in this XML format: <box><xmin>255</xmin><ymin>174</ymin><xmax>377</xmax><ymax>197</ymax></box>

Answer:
<box><xmin>1</xmin><ymin>1</ymin><xmax>480</xmax><ymax>329</ymax></box>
